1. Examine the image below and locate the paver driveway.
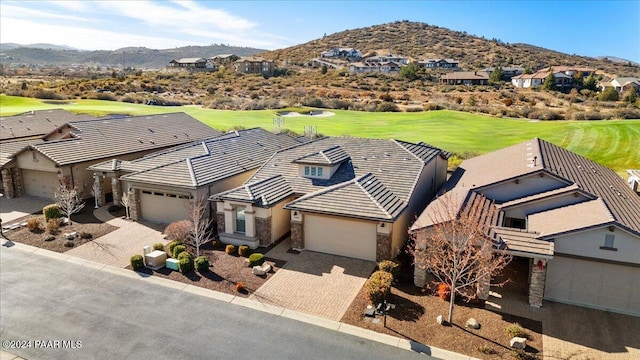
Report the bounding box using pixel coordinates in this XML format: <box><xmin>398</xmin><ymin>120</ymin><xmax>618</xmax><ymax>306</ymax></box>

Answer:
<box><xmin>251</xmin><ymin>238</ymin><xmax>376</xmax><ymax>321</ymax></box>
<box><xmin>0</xmin><ymin>196</ymin><xmax>52</xmax><ymax>223</ymax></box>
<box><xmin>64</xmin><ymin>206</ymin><xmax>169</xmax><ymax>268</ymax></box>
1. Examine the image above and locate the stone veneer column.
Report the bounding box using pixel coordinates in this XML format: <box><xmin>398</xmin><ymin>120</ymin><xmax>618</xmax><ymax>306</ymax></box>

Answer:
<box><xmin>255</xmin><ymin>217</ymin><xmax>272</xmax><ymax>246</ymax></box>
<box><xmin>215</xmin><ymin>212</ymin><xmax>225</xmax><ymax>235</ymax></box>
<box><xmin>414</xmin><ymin>267</ymin><xmax>427</xmax><ymax>288</ymax></box>
<box><xmin>12</xmin><ymin>168</ymin><xmax>24</xmax><ymax>197</ymax></box>
<box><xmin>129</xmin><ymin>189</ymin><xmax>140</xmax><ymax>221</ymax></box>
<box><xmin>529</xmin><ymin>258</ymin><xmax>547</xmax><ymax>307</ymax></box>
<box><xmin>376</xmin><ymin>233</ymin><xmax>392</xmax><ymax>261</ymax></box>
<box><xmin>92</xmin><ymin>175</ymin><xmax>104</xmax><ymax>207</ymax></box>
<box><xmin>2</xmin><ymin>168</ymin><xmax>15</xmax><ymax>198</ymax></box>
<box><xmin>290</xmin><ymin>220</ymin><xmax>304</xmax><ymax>250</ymax></box>
<box><xmin>111</xmin><ymin>177</ymin><xmax>121</xmax><ymax>206</ymax></box>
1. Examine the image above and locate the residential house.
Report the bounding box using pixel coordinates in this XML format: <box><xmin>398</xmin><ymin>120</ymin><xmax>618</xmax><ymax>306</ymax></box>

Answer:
<box><xmin>211</xmin><ymin>137</ymin><xmax>449</xmax><ymax>261</ymax></box>
<box><xmin>348</xmin><ymin>61</ymin><xmax>403</xmax><ymax>74</ymax></box>
<box><xmin>320</xmin><ymin>47</ymin><xmax>362</xmax><ymax>60</ymax></box>
<box><xmin>234</xmin><ymin>57</ymin><xmax>275</xmax><ymax>76</ymax></box>
<box><xmin>88</xmin><ymin>128</ymin><xmax>301</xmax><ymax>224</ymax></box>
<box><xmin>418</xmin><ymin>58</ymin><xmax>459</xmax><ymax>69</ymax></box>
<box><xmin>511</xmin><ymin>71</ymin><xmax>572</xmax><ymax>88</ymax></box>
<box><xmin>539</xmin><ymin>66</ymin><xmax>595</xmax><ymax>78</ymax></box>
<box><xmin>440</xmin><ymin>71</ymin><xmax>489</xmax><ymax>85</ymax></box>
<box><xmin>363</xmin><ymin>54</ymin><xmax>408</xmax><ymax>65</ymax></box>
<box><xmin>605</xmin><ymin>77</ymin><xmax>640</xmax><ymax>92</ymax></box>
<box><xmin>412</xmin><ymin>138</ymin><xmax>640</xmax><ymax>316</ymax></box>
<box><xmin>1</xmin><ymin>109</ymin><xmax>96</xmax><ymax>197</ymax></box>
<box><xmin>4</xmin><ymin>113</ymin><xmax>220</xmax><ymax>202</ymax></box>
<box><xmin>627</xmin><ymin>169</ymin><xmax>640</xmax><ymax>195</ymax></box>
<box><xmin>209</xmin><ymin>54</ymin><xmax>240</xmax><ymax>66</ymax></box>
<box><xmin>480</xmin><ymin>66</ymin><xmax>525</xmax><ymax>80</ymax></box>
<box><xmin>167</xmin><ymin>58</ymin><xmax>209</xmax><ymax>69</ymax></box>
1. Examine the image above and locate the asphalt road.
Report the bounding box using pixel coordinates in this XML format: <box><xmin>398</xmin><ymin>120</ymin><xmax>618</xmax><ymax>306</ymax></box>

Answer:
<box><xmin>0</xmin><ymin>245</ymin><xmax>433</xmax><ymax>360</ymax></box>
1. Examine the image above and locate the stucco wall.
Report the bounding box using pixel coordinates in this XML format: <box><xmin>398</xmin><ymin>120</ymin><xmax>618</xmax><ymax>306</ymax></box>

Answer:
<box><xmin>207</xmin><ymin>171</ymin><xmax>255</xmax><ymax>195</ymax></box>
<box><xmin>15</xmin><ymin>150</ymin><xmax>57</xmax><ymax>172</ymax></box>
<box><xmin>270</xmin><ymin>196</ymin><xmax>294</xmax><ymax>241</ymax></box>
<box><xmin>479</xmin><ymin>172</ymin><xmax>567</xmax><ymax>202</ymax></box>
<box><xmin>553</xmin><ymin>227</ymin><xmax>640</xmax><ymax>264</ymax></box>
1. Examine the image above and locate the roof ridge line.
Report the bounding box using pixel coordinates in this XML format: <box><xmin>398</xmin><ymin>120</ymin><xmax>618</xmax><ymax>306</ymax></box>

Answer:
<box><xmin>186</xmin><ymin>158</ymin><xmax>197</xmax><ymax>187</ymax></box>
<box><xmin>354</xmin><ymin>173</ymin><xmax>393</xmax><ymax>218</ymax></box>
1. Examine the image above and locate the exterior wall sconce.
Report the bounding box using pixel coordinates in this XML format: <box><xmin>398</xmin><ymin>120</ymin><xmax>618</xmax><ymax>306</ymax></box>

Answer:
<box><xmin>514</xmin><ymin>179</ymin><xmax>519</xmax><ymax>184</ymax></box>
<box><xmin>608</xmin><ymin>226</ymin><xmax>615</xmax><ymax>232</ymax></box>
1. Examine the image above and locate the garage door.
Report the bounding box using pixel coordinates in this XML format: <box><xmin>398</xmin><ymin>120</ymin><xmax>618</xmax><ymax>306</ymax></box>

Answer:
<box><xmin>140</xmin><ymin>191</ymin><xmax>190</xmax><ymax>224</ymax></box>
<box><xmin>23</xmin><ymin>169</ymin><xmax>59</xmax><ymax>199</ymax></box>
<box><xmin>304</xmin><ymin>214</ymin><xmax>377</xmax><ymax>261</ymax></box>
<box><xmin>545</xmin><ymin>256</ymin><xmax>640</xmax><ymax>316</ymax></box>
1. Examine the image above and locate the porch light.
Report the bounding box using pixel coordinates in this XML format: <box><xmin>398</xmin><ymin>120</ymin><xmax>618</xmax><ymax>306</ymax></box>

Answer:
<box><xmin>537</xmin><ymin>260</ymin><xmax>544</xmax><ymax>270</ymax></box>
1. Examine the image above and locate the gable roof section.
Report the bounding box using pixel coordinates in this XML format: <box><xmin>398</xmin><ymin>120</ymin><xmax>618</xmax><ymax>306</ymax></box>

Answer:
<box><xmin>292</xmin><ymin>145</ymin><xmax>350</xmax><ymax>165</ymax></box>
<box><xmin>284</xmin><ymin>173</ymin><xmax>406</xmax><ymax>221</ymax></box>
<box><xmin>214</xmin><ymin>175</ymin><xmax>293</xmax><ymax>207</ymax></box>
<box><xmin>18</xmin><ymin>113</ymin><xmax>220</xmax><ymax>166</ymax></box>
<box><xmin>1</xmin><ymin>109</ymin><xmax>96</xmax><ymax>141</ymax></box>
<box><xmin>0</xmin><ymin>138</ymin><xmax>42</xmax><ymax>167</ymax></box>
<box><xmin>118</xmin><ymin>128</ymin><xmax>301</xmax><ymax>188</ymax></box>
<box><xmin>528</xmin><ymin>199</ymin><xmax>615</xmax><ymax>238</ymax></box>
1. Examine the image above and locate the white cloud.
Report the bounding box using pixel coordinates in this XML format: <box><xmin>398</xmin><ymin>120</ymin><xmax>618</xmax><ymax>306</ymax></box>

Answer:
<box><xmin>0</xmin><ymin>2</ymin><xmax>92</xmax><ymax>23</ymax></box>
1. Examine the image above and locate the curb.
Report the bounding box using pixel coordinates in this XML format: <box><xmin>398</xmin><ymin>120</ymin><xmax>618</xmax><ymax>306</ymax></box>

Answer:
<box><xmin>1</xmin><ymin>239</ymin><xmax>478</xmax><ymax>360</ymax></box>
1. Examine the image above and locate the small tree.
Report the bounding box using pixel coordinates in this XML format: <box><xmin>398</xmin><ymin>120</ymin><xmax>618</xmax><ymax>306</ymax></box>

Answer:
<box><xmin>598</xmin><ymin>87</ymin><xmax>619</xmax><ymax>101</ymax></box>
<box><xmin>54</xmin><ymin>183</ymin><xmax>85</xmax><ymax>229</ymax></box>
<box><xmin>583</xmin><ymin>73</ymin><xmax>598</xmax><ymax>91</ymax></box>
<box><xmin>399</xmin><ymin>63</ymin><xmax>420</xmax><ymax>81</ymax></box>
<box><xmin>412</xmin><ymin>192</ymin><xmax>511</xmax><ymax>324</ymax></box>
<box><xmin>186</xmin><ymin>196</ymin><xmax>213</xmax><ymax>257</ymax></box>
<box><xmin>121</xmin><ymin>189</ymin><xmax>132</xmax><ymax>219</ymax></box>
<box><xmin>489</xmin><ymin>66</ymin><xmax>504</xmax><ymax>84</ymax></box>
<box><xmin>320</xmin><ymin>64</ymin><xmax>328</xmax><ymax>74</ymax></box>
<box><xmin>542</xmin><ymin>70</ymin><xmax>556</xmax><ymax>91</ymax></box>
<box><xmin>90</xmin><ymin>177</ymin><xmax>101</xmax><ymax>208</ymax></box>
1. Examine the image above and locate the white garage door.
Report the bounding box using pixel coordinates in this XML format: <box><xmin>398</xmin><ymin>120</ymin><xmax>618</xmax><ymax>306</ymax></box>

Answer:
<box><xmin>23</xmin><ymin>169</ymin><xmax>59</xmax><ymax>199</ymax></box>
<box><xmin>140</xmin><ymin>191</ymin><xmax>190</xmax><ymax>224</ymax></box>
<box><xmin>304</xmin><ymin>214</ymin><xmax>377</xmax><ymax>261</ymax></box>
<box><xmin>545</xmin><ymin>256</ymin><xmax>640</xmax><ymax>316</ymax></box>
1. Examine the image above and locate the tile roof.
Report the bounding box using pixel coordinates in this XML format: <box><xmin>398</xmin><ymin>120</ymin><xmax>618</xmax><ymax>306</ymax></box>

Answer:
<box><xmin>19</xmin><ymin>112</ymin><xmax>220</xmax><ymax>166</ymax></box>
<box><xmin>0</xmin><ymin>138</ymin><xmax>42</xmax><ymax>167</ymax></box>
<box><xmin>214</xmin><ymin>175</ymin><xmax>293</xmax><ymax>207</ymax></box>
<box><xmin>440</xmin><ymin>71</ymin><xmax>489</xmax><ymax>80</ymax></box>
<box><xmin>528</xmin><ymin>199</ymin><xmax>615</xmax><ymax>238</ymax></box>
<box><xmin>284</xmin><ymin>173</ymin><xmax>406</xmax><ymax>221</ymax></box>
<box><xmin>490</xmin><ymin>227</ymin><xmax>554</xmax><ymax>256</ymax></box>
<box><xmin>0</xmin><ymin>109</ymin><xmax>96</xmax><ymax>141</ymax></box>
<box><xmin>213</xmin><ymin>137</ymin><xmax>447</xmax><ymax>221</ymax></box>
<box><xmin>117</xmin><ymin>128</ymin><xmax>301</xmax><ymax>188</ymax></box>
<box><xmin>292</xmin><ymin>145</ymin><xmax>350</xmax><ymax>165</ymax></box>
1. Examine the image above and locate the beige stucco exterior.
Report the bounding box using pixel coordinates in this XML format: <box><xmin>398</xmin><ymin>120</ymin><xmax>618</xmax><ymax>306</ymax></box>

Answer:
<box><xmin>552</xmin><ymin>226</ymin><xmax>640</xmax><ymax>264</ymax></box>
<box><xmin>478</xmin><ymin>172</ymin><xmax>567</xmax><ymax>202</ymax></box>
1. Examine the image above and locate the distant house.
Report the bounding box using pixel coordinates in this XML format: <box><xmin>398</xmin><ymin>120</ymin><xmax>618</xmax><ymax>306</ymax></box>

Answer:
<box><xmin>628</xmin><ymin>169</ymin><xmax>640</xmax><ymax>195</ymax></box>
<box><xmin>209</xmin><ymin>54</ymin><xmax>240</xmax><ymax>66</ymax></box>
<box><xmin>320</xmin><ymin>47</ymin><xmax>362</xmax><ymax>60</ymax></box>
<box><xmin>348</xmin><ymin>61</ymin><xmax>403</xmax><ymax>74</ymax></box>
<box><xmin>511</xmin><ymin>71</ymin><xmax>572</xmax><ymax>89</ymax></box>
<box><xmin>234</xmin><ymin>57</ymin><xmax>275</xmax><ymax>76</ymax></box>
<box><xmin>606</xmin><ymin>77</ymin><xmax>640</xmax><ymax>92</ymax></box>
<box><xmin>480</xmin><ymin>66</ymin><xmax>525</xmax><ymax>80</ymax></box>
<box><xmin>167</xmin><ymin>58</ymin><xmax>209</xmax><ymax>69</ymax></box>
<box><xmin>439</xmin><ymin>71</ymin><xmax>489</xmax><ymax>85</ymax></box>
<box><xmin>363</xmin><ymin>54</ymin><xmax>408</xmax><ymax>65</ymax></box>
<box><xmin>418</xmin><ymin>58</ymin><xmax>459</xmax><ymax>69</ymax></box>
<box><xmin>539</xmin><ymin>66</ymin><xmax>595</xmax><ymax>78</ymax></box>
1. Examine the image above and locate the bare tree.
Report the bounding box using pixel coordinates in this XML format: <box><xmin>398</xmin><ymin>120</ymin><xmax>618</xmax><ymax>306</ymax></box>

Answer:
<box><xmin>91</xmin><ymin>176</ymin><xmax>101</xmax><ymax>209</ymax></box>
<box><xmin>186</xmin><ymin>195</ymin><xmax>213</xmax><ymax>257</ymax></box>
<box><xmin>412</xmin><ymin>192</ymin><xmax>511</xmax><ymax>324</ymax></box>
<box><xmin>121</xmin><ymin>189</ymin><xmax>132</xmax><ymax>219</ymax></box>
<box><xmin>55</xmin><ymin>183</ymin><xmax>85</xmax><ymax>230</ymax></box>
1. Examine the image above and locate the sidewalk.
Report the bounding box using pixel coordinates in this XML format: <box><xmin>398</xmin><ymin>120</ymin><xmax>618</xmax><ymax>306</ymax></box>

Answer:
<box><xmin>0</xmin><ymin>237</ymin><xmax>477</xmax><ymax>360</ymax></box>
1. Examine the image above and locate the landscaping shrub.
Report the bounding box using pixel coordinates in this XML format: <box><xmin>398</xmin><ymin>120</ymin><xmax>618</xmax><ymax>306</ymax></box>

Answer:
<box><xmin>152</xmin><ymin>243</ymin><xmax>165</xmax><ymax>252</ymax></box>
<box><xmin>194</xmin><ymin>256</ymin><xmax>210</xmax><ymax>273</ymax></box>
<box><xmin>225</xmin><ymin>244</ymin><xmax>237</xmax><ymax>255</ymax></box>
<box><xmin>80</xmin><ymin>232</ymin><xmax>93</xmax><ymax>239</ymax></box>
<box><xmin>164</xmin><ymin>220</ymin><xmax>192</xmax><ymax>241</ymax></box>
<box><xmin>238</xmin><ymin>245</ymin><xmax>250</xmax><ymax>257</ymax></box>
<box><xmin>27</xmin><ymin>217</ymin><xmax>43</xmax><ymax>232</ymax></box>
<box><xmin>235</xmin><ymin>282</ymin><xmax>245</xmax><ymax>292</ymax></box>
<box><xmin>178</xmin><ymin>257</ymin><xmax>194</xmax><ymax>273</ymax></box>
<box><xmin>177</xmin><ymin>251</ymin><xmax>192</xmax><ymax>261</ymax></box>
<box><xmin>43</xmin><ymin>204</ymin><xmax>61</xmax><ymax>221</ymax></box>
<box><xmin>511</xmin><ymin>349</ymin><xmax>537</xmax><ymax>360</ymax></box>
<box><xmin>365</xmin><ymin>270</ymin><xmax>393</xmax><ymax>305</ymax></box>
<box><xmin>477</xmin><ymin>344</ymin><xmax>497</xmax><ymax>355</ymax></box>
<box><xmin>248</xmin><ymin>253</ymin><xmax>264</xmax><ymax>266</ymax></box>
<box><xmin>505</xmin><ymin>323</ymin><xmax>530</xmax><ymax>339</ymax></box>
<box><xmin>376</xmin><ymin>102</ymin><xmax>400</xmax><ymax>112</ymax></box>
<box><xmin>437</xmin><ymin>283</ymin><xmax>451</xmax><ymax>301</ymax></box>
<box><xmin>377</xmin><ymin>260</ymin><xmax>399</xmax><ymax>280</ymax></box>
<box><xmin>130</xmin><ymin>254</ymin><xmax>144</xmax><ymax>270</ymax></box>
<box><xmin>172</xmin><ymin>245</ymin><xmax>187</xmax><ymax>258</ymax></box>
<box><xmin>46</xmin><ymin>218</ymin><xmax>60</xmax><ymax>234</ymax></box>
<box><xmin>64</xmin><ymin>240</ymin><xmax>74</xmax><ymax>247</ymax></box>
<box><xmin>167</xmin><ymin>241</ymin><xmax>183</xmax><ymax>257</ymax></box>
<box><xmin>44</xmin><ymin>235</ymin><xmax>56</xmax><ymax>242</ymax></box>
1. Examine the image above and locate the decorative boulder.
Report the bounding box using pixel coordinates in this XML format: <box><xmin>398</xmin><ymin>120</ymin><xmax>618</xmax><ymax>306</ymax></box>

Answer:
<box><xmin>466</xmin><ymin>318</ymin><xmax>480</xmax><ymax>329</ymax></box>
<box><xmin>510</xmin><ymin>337</ymin><xmax>527</xmax><ymax>349</ymax></box>
<box><xmin>436</xmin><ymin>315</ymin><xmax>444</xmax><ymax>325</ymax></box>
<box><xmin>243</xmin><ymin>258</ymin><xmax>251</xmax><ymax>268</ymax></box>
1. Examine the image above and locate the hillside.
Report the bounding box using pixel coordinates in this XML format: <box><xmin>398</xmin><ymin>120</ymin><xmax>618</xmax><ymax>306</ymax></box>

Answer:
<box><xmin>0</xmin><ymin>44</ymin><xmax>266</xmax><ymax>69</ymax></box>
<box><xmin>264</xmin><ymin>21</ymin><xmax>640</xmax><ymax>77</ymax></box>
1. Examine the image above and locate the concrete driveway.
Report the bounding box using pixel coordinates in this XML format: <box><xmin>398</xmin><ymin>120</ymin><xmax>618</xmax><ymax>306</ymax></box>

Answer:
<box><xmin>64</xmin><ymin>206</ymin><xmax>169</xmax><ymax>268</ymax></box>
<box><xmin>0</xmin><ymin>196</ymin><xmax>52</xmax><ymax>223</ymax></box>
<box><xmin>251</xmin><ymin>238</ymin><xmax>376</xmax><ymax>321</ymax></box>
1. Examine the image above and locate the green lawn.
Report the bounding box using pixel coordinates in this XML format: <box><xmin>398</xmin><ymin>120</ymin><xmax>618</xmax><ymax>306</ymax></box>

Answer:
<box><xmin>1</xmin><ymin>94</ymin><xmax>637</xmax><ymax>176</ymax></box>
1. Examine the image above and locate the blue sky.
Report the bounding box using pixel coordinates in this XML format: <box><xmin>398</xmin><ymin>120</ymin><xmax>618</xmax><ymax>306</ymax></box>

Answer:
<box><xmin>1</xmin><ymin>1</ymin><xmax>639</xmax><ymax>62</ymax></box>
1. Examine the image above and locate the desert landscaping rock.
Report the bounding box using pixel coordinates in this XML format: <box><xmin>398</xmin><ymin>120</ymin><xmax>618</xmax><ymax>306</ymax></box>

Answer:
<box><xmin>466</xmin><ymin>318</ymin><xmax>480</xmax><ymax>329</ymax></box>
<box><xmin>510</xmin><ymin>337</ymin><xmax>527</xmax><ymax>349</ymax></box>
<box><xmin>436</xmin><ymin>315</ymin><xmax>444</xmax><ymax>325</ymax></box>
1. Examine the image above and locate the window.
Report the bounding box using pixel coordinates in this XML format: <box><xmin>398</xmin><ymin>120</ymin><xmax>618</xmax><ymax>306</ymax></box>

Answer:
<box><xmin>311</xmin><ymin>167</ymin><xmax>316</xmax><ymax>176</ymax></box>
<box><xmin>601</xmin><ymin>234</ymin><xmax>616</xmax><ymax>250</ymax></box>
<box><xmin>317</xmin><ymin>167</ymin><xmax>323</xmax><ymax>177</ymax></box>
<box><xmin>235</xmin><ymin>206</ymin><xmax>246</xmax><ymax>234</ymax></box>
<box><xmin>504</xmin><ymin>217</ymin><xmax>526</xmax><ymax>229</ymax></box>
<box><xmin>304</xmin><ymin>166</ymin><xmax>310</xmax><ymax>176</ymax></box>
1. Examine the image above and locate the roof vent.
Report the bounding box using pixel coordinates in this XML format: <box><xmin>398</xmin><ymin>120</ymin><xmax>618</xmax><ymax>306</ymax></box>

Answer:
<box><xmin>148</xmin><ymin>128</ymin><xmax>154</xmax><ymax>133</ymax></box>
<box><xmin>384</xmin><ymin>152</ymin><xmax>390</xmax><ymax>157</ymax></box>
<box><xmin>361</xmin><ymin>156</ymin><xmax>367</xmax><ymax>160</ymax></box>
<box><xmin>46</xmin><ymin>117</ymin><xmax>50</xmax><ymax>122</ymax></box>
<box><xmin>150</xmin><ymin>140</ymin><xmax>155</xmax><ymax>144</ymax></box>
<box><xmin>138</xmin><ymin>138</ymin><xmax>143</xmax><ymax>143</ymax></box>
<box><xmin>173</xmin><ymin>135</ymin><xmax>178</xmax><ymax>138</ymax></box>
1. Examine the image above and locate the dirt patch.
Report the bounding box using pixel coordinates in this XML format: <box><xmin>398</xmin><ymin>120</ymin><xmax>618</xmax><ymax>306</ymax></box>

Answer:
<box><xmin>341</xmin><ymin>281</ymin><xmax>542</xmax><ymax>359</ymax></box>
<box><xmin>4</xmin><ymin>208</ymin><xmax>118</xmax><ymax>253</ymax></box>
<box><xmin>130</xmin><ymin>241</ymin><xmax>283</xmax><ymax>298</ymax></box>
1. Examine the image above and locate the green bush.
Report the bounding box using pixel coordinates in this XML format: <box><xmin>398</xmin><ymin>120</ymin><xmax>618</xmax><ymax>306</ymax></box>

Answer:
<box><xmin>172</xmin><ymin>245</ymin><xmax>187</xmax><ymax>258</ymax></box>
<box><xmin>194</xmin><ymin>256</ymin><xmax>210</xmax><ymax>273</ymax></box>
<box><xmin>177</xmin><ymin>251</ymin><xmax>192</xmax><ymax>261</ymax></box>
<box><xmin>238</xmin><ymin>245</ymin><xmax>250</xmax><ymax>257</ymax></box>
<box><xmin>505</xmin><ymin>323</ymin><xmax>530</xmax><ymax>339</ymax></box>
<box><xmin>152</xmin><ymin>243</ymin><xmax>165</xmax><ymax>252</ymax></box>
<box><xmin>64</xmin><ymin>240</ymin><xmax>74</xmax><ymax>248</ymax></box>
<box><xmin>27</xmin><ymin>217</ymin><xmax>43</xmax><ymax>232</ymax></box>
<box><xmin>378</xmin><ymin>260</ymin><xmax>399</xmax><ymax>280</ymax></box>
<box><xmin>248</xmin><ymin>253</ymin><xmax>264</xmax><ymax>266</ymax></box>
<box><xmin>44</xmin><ymin>235</ymin><xmax>56</xmax><ymax>242</ymax></box>
<box><xmin>178</xmin><ymin>257</ymin><xmax>194</xmax><ymax>273</ymax></box>
<box><xmin>225</xmin><ymin>244</ymin><xmax>237</xmax><ymax>255</ymax></box>
<box><xmin>365</xmin><ymin>271</ymin><xmax>393</xmax><ymax>304</ymax></box>
<box><xmin>167</xmin><ymin>241</ymin><xmax>183</xmax><ymax>257</ymax></box>
<box><xmin>130</xmin><ymin>254</ymin><xmax>144</xmax><ymax>270</ymax></box>
<box><xmin>79</xmin><ymin>232</ymin><xmax>93</xmax><ymax>239</ymax></box>
<box><xmin>43</xmin><ymin>204</ymin><xmax>61</xmax><ymax>221</ymax></box>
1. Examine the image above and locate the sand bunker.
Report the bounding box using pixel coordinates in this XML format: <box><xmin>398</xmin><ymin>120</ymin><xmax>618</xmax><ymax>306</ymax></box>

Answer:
<box><xmin>278</xmin><ymin>110</ymin><xmax>335</xmax><ymax>117</ymax></box>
